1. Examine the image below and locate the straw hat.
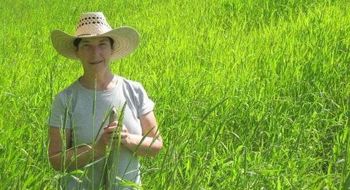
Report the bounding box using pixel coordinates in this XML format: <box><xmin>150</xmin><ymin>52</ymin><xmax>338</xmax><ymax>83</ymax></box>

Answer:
<box><xmin>51</xmin><ymin>12</ymin><xmax>139</xmax><ymax>61</ymax></box>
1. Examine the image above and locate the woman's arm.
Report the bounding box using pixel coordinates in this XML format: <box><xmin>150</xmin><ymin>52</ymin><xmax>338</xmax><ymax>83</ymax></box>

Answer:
<box><xmin>48</xmin><ymin>126</ymin><xmax>114</xmax><ymax>172</ymax></box>
<box><xmin>121</xmin><ymin>111</ymin><xmax>163</xmax><ymax>156</ymax></box>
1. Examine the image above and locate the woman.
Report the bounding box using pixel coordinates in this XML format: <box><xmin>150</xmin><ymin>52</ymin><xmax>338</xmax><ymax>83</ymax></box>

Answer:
<box><xmin>48</xmin><ymin>12</ymin><xmax>163</xmax><ymax>189</ymax></box>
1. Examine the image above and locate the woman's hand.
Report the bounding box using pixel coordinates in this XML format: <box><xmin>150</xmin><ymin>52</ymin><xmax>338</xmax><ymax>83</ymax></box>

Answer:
<box><xmin>94</xmin><ymin>121</ymin><xmax>118</xmax><ymax>154</ymax></box>
<box><xmin>95</xmin><ymin>121</ymin><xmax>131</xmax><ymax>154</ymax></box>
<box><xmin>109</xmin><ymin>122</ymin><xmax>131</xmax><ymax>146</ymax></box>
<box><xmin>120</xmin><ymin>111</ymin><xmax>163</xmax><ymax>156</ymax></box>
<box><xmin>119</xmin><ymin>125</ymin><xmax>130</xmax><ymax>145</ymax></box>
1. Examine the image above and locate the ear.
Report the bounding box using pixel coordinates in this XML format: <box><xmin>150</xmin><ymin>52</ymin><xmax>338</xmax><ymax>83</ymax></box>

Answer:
<box><xmin>111</xmin><ymin>43</ymin><xmax>115</xmax><ymax>52</ymax></box>
<box><xmin>74</xmin><ymin>49</ymin><xmax>80</xmax><ymax>58</ymax></box>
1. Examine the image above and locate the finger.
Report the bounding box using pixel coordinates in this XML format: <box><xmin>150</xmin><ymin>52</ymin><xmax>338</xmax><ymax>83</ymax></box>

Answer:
<box><xmin>121</xmin><ymin>128</ymin><xmax>127</xmax><ymax>132</ymax></box>
<box><xmin>108</xmin><ymin>121</ymin><xmax>118</xmax><ymax>127</ymax></box>
<box><xmin>122</xmin><ymin>125</ymin><xmax>128</xmax><ymax>132</ymax></box>
<box><xmin>104</xmin><ymin>128</ymin><xmax>115</xmax><ymax>134</ymax></box>
<box><xmin>104</xmin><ymin>125</ymin><xmax>118</xmax><ymax>132</ymax></box>
<box><xmin>120</xmin><ymin>132</ymin><xmax>128</xmax><ymax>138</ymax></box>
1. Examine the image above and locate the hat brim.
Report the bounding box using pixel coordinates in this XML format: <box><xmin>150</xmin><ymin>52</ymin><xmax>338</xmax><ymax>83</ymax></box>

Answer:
<box><xmin>51</xmin><ymin>26</ymin><xmax>140</xmax><ymax>61</ymax></box>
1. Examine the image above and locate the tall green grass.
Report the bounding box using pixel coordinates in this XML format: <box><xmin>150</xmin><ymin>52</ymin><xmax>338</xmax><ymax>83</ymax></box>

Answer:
<box><xmin>0</xmin><ymin>0</ymin><xmax>349</xmax><ymax>189</ymax></box>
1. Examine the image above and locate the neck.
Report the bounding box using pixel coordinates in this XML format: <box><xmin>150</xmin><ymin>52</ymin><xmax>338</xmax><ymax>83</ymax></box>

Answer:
<box><xmin>80</xmin><ymin>69</ymin><xmax>115</xmax><ymax>90</ymax></box>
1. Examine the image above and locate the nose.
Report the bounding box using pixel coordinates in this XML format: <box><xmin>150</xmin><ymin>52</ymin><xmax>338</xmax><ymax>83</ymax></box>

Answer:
<box><xmin>90</xmin><ymin>45</ymin><xmax>102</xmax><ymax>55</ymax></box>
<box><xmin>87</xmin><ymin>46</ymin><xmax>105</xmax><ymax>61</ymax></box>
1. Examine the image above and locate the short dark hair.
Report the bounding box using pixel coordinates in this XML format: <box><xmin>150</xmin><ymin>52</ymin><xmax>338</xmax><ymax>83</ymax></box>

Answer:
<box><xmin>73</xmin><ymin>37</ymin><xmax>114</xmax><ymax>50</ymax></box>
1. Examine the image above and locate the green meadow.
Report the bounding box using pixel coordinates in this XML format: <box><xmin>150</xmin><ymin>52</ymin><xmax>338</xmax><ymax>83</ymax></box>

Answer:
<box><xmin>1</xmin><ymin>0</ymin><xmax>350</xmax><ymax>189</ymax></box>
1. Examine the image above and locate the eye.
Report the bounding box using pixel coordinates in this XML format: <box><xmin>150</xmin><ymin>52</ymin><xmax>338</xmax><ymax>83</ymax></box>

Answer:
<box><xmin>99</xmin><ymin>43</ymin><xmax>109</xmax><ymax>48</ymax></box>
<box><xmin>79</xmin><ymin>44</ymin><xmax>92</xmax><ymax>51</ymax></box>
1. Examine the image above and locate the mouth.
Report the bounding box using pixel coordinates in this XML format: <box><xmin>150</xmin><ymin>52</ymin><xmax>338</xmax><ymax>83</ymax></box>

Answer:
<box><xmin>89</xmin><ymin>60</ymin><xmax>104</xmax><ymax>65</ymax></box>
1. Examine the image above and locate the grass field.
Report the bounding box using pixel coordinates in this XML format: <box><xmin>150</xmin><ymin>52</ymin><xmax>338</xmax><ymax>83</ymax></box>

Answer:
<box><xmin>1</xmin><ymin>0</ymin><xmax>350</xmax><ymax>189</ymax></box>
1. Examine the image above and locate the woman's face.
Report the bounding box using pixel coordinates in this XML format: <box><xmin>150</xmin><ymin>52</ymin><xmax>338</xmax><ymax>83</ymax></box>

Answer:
<box><xmin>75</xmin><ymin>37</ymin><xmax>113</xmax><ymax>71</ymax></box>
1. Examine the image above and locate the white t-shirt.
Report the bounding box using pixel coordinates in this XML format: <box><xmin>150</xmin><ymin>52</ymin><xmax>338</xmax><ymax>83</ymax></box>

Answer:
<box><xmin>49</xmin><ymin>75</ymin><xmax>155</xmax><ymax>189</ymax></box>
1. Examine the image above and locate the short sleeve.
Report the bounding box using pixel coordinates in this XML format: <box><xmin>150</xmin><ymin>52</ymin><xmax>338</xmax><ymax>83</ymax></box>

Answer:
<box><xmin>48</xmin><ymin>93</ymin><xmax>72</xmax><ymax>129</ymax></box>
<box><xmin>132</xmin><ymin>83</ymin><xmax>155</xmax><ymax>118</ymax></box>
